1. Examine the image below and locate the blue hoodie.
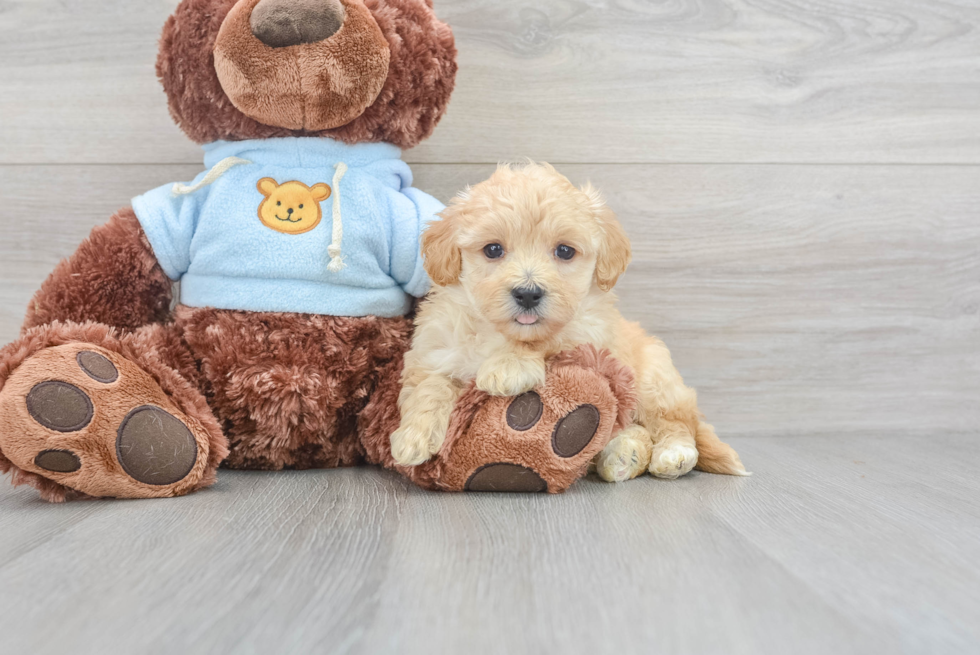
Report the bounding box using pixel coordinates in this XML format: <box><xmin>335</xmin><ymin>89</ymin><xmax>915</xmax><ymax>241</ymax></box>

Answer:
<box><xmin>131</xmin><ymin>137</ymin><xmax>442</xmax><ymax>317</ymax></box>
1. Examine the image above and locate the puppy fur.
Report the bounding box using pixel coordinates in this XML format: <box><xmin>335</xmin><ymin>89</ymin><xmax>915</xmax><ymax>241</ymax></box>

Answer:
<box><xmin>391</xmin><ymin>162</ymin><xmax>747</xmax><ymax>481</ymax></box>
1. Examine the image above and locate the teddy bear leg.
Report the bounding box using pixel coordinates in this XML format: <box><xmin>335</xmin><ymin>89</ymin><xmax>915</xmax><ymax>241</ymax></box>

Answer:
<box><xmin>360</xmin><ymin>345</ymin><xmax>637</xmax><ymax>494</ymax></box>
<box><xmin>174</xmin><ymin>307</ymin><xmax>414</xmax><ymax>471</ymax></box>
<box><xmin>0</xmin><ymin>322</ymin><xmax>227</xmax><ymax>501</ymax></box>
<box><xmin>22</xmin><ymin>208</ymin><xmax>174</xmax><ymax>333</ymax></box>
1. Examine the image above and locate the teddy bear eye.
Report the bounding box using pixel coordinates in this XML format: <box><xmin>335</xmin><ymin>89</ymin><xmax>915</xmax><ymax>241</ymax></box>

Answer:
<box><xmin>555</xmin><ymin>244</ymin><xmax>576</xmax><ymax>260</ymax></box>
<box><xmin>277</xmin><ymin>201</ymin><xmax>281</xmax><ymax>206</ymax></box>
<box><xmin>299</xmin><ymin>204</ymin><xmax>304</xmax><ymax>209</ymax></box>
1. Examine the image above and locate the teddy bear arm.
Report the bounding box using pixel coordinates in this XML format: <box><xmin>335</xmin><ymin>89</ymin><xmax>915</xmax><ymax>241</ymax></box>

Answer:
<box><xmin>23</xmin><ymin>207</ymin><xmax>174</xmax><ymax>333</ymax></box>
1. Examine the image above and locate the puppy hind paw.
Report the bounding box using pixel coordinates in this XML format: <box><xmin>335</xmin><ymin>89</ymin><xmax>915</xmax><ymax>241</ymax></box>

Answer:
<box><xmin>649</xmin><ymin>443</ymin><xmax>699</xmax><ymax>479</ymax></box>
<box><xmin>596</xmin><ymin>426</ymin><xmax>652</xmax><ymax>482</ymax></box>
<box><xmin>596</xmin><ymin>449</ymin><xmax>638</xmax><ymax>483</ymax></box>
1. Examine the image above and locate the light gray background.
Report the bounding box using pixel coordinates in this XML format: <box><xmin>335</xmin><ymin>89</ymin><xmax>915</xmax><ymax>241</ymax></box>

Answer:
<box><xmin>0</xmin><ymin>1</ymin><xmax>978</xmax><ymax>653</ymax></box>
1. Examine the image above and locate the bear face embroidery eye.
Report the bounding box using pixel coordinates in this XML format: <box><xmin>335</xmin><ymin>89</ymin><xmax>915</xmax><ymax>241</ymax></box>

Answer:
<box><xmin>483</xmin><ymin>243</ymin><xmax>505</xmax><ymax>260</ymax></box>
<box><xmin>299</xmin><ymin>204</ymin><xmax>304</xmax><ymax>209</ymax></box>
<box><xmin>555</xmin><ymin>244</ymin><xmax>576</xmax><ymax>260</ymax></box>
<box><xmin>277</xmin><ymin>201</ymin><xmax>281</xmax><ymax>206</ymax></box>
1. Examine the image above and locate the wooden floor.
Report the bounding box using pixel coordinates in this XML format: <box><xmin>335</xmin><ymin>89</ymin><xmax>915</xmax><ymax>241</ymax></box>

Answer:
<box><xmin>1</xmin><ymin>0</ymin><xmax>978</xmax><ymax>652</ymax></box>
<box><xmin>0</xmin><ymin>435</ymin><xmax>977</xmax><ymax>654</ymax></box>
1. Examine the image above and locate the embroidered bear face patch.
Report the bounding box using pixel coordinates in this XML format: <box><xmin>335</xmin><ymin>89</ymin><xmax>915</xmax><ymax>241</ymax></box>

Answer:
<box><xmin>257</xmin><ymin>178</ymin><xmax>331</xmax><ymax>235</ymax></box>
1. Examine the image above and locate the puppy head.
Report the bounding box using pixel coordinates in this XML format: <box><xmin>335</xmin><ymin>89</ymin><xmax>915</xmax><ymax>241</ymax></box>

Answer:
<box><xmin>422</xmin><ymin>162</ymin><xmax>631</xmax><ymax>343</ymax></box>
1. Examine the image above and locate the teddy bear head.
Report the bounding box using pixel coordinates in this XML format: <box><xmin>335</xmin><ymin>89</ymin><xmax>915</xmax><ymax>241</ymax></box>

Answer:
<box><xmin>158</xmin><ymin>0</ymin><xmax>457</xmax><ymax>149</ymax></box>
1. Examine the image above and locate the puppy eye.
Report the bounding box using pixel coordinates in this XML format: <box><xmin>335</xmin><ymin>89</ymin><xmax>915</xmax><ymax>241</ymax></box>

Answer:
<box><xmin>483</xmin><ymin>243</ymin><xmax>505</xmax><ymax>259</ymax></box>
<box><xmin>555</xmin><ymin>244</ymin><xmax>576</xmax><ymax>260</ymax></box>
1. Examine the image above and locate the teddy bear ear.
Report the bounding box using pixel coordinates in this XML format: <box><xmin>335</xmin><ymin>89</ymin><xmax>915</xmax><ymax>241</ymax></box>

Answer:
<box><xmin>311</xmin><ymin>183</ymin><xmax>332</xmax><ymax>202</ymax></box>
<box><xmin>257</xmin><ymin>178</ymin><xmax>279</xmax><ymax>196</ymax></box>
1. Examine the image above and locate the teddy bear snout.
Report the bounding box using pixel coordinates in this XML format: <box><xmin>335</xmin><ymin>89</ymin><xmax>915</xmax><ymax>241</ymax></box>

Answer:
<box><xmin>250</xmin><ymin>0</ymin><xmax>346</xmax><ymax>49</ymax></box>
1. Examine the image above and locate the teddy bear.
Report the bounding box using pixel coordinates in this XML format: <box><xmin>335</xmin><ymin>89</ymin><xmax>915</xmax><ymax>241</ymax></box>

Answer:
<box><xmin>0</xmin><ymin>0</ymin><xmax>635</xmax><ymax>501</ymax></box>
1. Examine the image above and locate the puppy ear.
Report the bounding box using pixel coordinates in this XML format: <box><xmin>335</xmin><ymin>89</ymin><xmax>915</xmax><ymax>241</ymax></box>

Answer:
<box><xmin>422</xmin><ymin>210</ymin><xmax>462</xmax><ymax>287</ymax></box>
<box><xmin>584</xmin><ymin>184</ymin><xmax>631</xmax><ymax>292</ymax></box>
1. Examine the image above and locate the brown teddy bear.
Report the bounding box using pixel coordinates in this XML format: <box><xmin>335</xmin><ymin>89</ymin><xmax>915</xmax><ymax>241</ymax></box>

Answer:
<box><xmin>0</xmin><ymin>0</ymin><xmax>635</xmax><ymax>501</ymax></box>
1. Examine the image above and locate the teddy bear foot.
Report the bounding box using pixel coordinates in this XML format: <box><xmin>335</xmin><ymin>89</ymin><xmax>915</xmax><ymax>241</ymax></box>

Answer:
<box><xmin>0</xmin><ymin>343</ymin><xmax>217</xmax><ymax>500</ymax></box>
<box><xmin>458</xmin><ymin>392</ymin><xmax>604</xmax><ymax>492</ymax></box>
<box><xmin>402</xmin><ymin>346</ymin><xmax>636</xmax><ymax>494</ymax></box>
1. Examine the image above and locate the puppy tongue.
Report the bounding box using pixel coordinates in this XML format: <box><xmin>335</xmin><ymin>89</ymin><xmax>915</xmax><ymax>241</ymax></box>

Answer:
<box><xmin>517</xmin><ymin>314</ymin><xmax>539</xmax><ymax>325</ymax></box>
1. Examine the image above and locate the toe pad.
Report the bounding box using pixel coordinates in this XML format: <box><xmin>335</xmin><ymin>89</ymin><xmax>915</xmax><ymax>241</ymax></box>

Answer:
<box><xmin>551</xmin><ymin>404</ymin><xmax>600</xmax><ymax>457</ymax></box>
<box><xmin>76</xmin><ymin>351</ymin><xmax>119</xmax><ymax>383</ymax></box>
<box><xmin>26</xmin><ymin>381</ymin><xmax>94</xmax><ymax>433</ymax></box>
<box><xmin>506</xmin><ymin>391</ymin><xmax>543</xmax><ymax>431</ymax></box>
<box><xmin>465</xmin><ymin>463</ymin><xmax>548</xmax><ymax>492</ymax></box>
<box><xmin>34</xmin><ymin>449</ymin><xmax>82</xmax><ymax>473</ymax></box>
<box><xmin>116</xmin><ymin>406</ymin><xmax>198</xmax><ymax>486</ymax></box>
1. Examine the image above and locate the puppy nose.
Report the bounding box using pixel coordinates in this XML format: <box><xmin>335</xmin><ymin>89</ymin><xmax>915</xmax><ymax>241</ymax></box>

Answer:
<box><xmin>512</xmin><ymin>286</ymin><xmax>545</xmax><ymax>310</ymax></box>
<box><xmin>251</xmin><ymin>0</ymin><xmax>346</xmax><ymax>48</ymax></box>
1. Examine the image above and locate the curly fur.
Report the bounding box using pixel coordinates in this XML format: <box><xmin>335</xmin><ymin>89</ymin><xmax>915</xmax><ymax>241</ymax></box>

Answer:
<box><xmin>550</xmin><ymin>345</ymin><xmax>636</xmax><ymax>433</ymax></box>
<box><xmin>175</xmin><ymin>306</ymin><xmax>413</xmax><ymax>470</ymax></box>
<box><xmin>22</xmin><ymin>209</ymin><xmax>172</xmax><ymax>334</ymax></box>
<box><xmin>159</xmin><ymin>0</ymin><xmax>457</xmax><ymax>149</ymax></box>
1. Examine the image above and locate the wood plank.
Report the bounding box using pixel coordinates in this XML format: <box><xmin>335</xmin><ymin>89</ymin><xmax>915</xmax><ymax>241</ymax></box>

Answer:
<box><xmin>702</xmin><ymin>435</ymin><xmax>980</xmax><ymax>653</ymax></box>
<box><xmin>0</xmin><ymin>459</ymin><xmax>886</xmax><ymax>655</ymax></box>
<box><xmin>1</xmin><ymin>163</ymin><xmax>977</xmax><ymax>437</ymax></box>
<box><xmin>1</xmin><ymin>434</ymin><xmax>977</xmax><ymax>653</ymax></box>
<box><xmin>1</xmin><ymin>0</ymin><xmax>979</xmax><ymax>165</ymax></box>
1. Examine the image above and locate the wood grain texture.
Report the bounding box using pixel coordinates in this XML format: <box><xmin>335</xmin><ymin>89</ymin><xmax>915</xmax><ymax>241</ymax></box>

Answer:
<box><xmin>0</xmin><ymin>435</ymin><xmax>977</xmax><ymax>654</ymax></box>
<box><xmin>1</xmin><ymin>0</ymin><xmax>979</xmax><ymax>164</ymax></box>
<box><xmin>1</xmin><ymin>163</ymin><xmax>976</xmax><ymax>438</ymax></box>
<box><xmin>1</xmin><ymin>2</ymin><xmax>978</xmax><ymax>651</ymax></box>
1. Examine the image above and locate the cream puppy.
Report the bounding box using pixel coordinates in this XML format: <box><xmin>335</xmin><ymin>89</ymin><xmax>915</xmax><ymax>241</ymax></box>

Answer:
<box><xmin>390</xmin><ymin>162</ymin><xmax>747</xmax><ymax>481</ymax></box>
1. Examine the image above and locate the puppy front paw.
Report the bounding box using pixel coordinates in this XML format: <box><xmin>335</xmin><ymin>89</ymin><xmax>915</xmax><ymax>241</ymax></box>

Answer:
<box><xmin>476</xmin><ymin>353</ymin><xmax>547</xmax><ymax>397</ymax></box>
<box><xmin>390</xmin><ymin>422</ymin><xmax>443</xmax><ymax>466</ymax></box>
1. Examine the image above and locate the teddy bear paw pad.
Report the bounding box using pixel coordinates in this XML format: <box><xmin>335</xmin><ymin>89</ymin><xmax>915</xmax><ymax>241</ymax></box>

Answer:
<box><xmin>26</xmin><ymin>381</ymin><xmax>94</xmax><ymax>432</ymax></box>
<box><xmin>551</xmin><ymin>405</ymin><xmax>600</xmax><ymax>458</ymax></box>
<box><xmin>465</xmin><ymin>463</ymin><xmax>547</xmax><ymax>492</ymax></box>
<box><xmin>116</xmin><ymin>406</ymin><xmax>198</xmax><ymax>485</ymax></box>
<box><xmin>0</xmin><ymin>343</ymin><xmax>209</xmax><ymax>498</ymax></box>
<box><xmin>505</xmin><ymin>391</ymin><xmax>543</xmax><ymax>431</ymax></box>
<box><xmin>454</xmin><ymin>395</ymin><xmax>604</xmax><ymax>493</ymax></box>
<box><xmin>76</xmin><ymin>350</ymin><xmax>119</xmax><ymax>383</ymax></box>
<box><xmin>34</xmin><ymin>449</ymin><xmax>82</xmax><ymax>473</ymax></box>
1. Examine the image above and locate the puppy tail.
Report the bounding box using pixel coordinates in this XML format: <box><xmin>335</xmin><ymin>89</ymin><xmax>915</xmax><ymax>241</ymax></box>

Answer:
<box><xmin>694</xmin><ymin>421</ymin><xmax>750</xmax><ymax>476</ymax></box>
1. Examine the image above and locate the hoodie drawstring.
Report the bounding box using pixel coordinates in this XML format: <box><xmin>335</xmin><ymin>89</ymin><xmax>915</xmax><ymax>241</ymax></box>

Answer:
<box><xmin>327</xmin><ymin>162</ymin><xmax>348</xmax><ymax>273</ymax></box>
<box><xmin>172</xmin><ymin>156</ymin><xmax>252</xmax><ymax>196</ymax></box>
<box><xmin>172</xmin><ymin>155</ymin><xmax>348</xmax><ymax>275</ymax></box>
